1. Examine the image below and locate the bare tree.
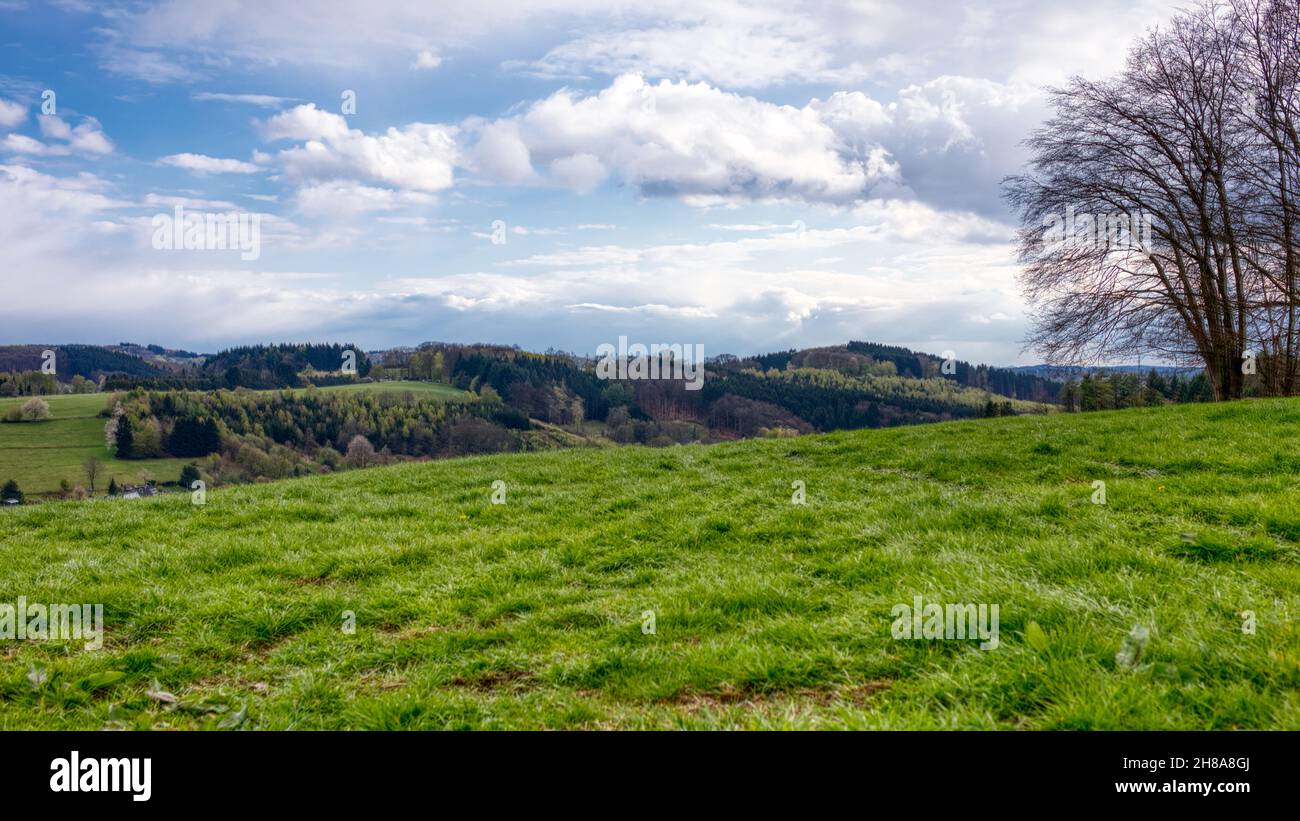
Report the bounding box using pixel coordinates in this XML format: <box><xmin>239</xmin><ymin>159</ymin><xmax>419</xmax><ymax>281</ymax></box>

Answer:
<box><xmin>1229</xmin><ymin>0</ymin><xmax>1300</xmax><ymax>392</ymax></box>
<box><xmin>83</xmin><ymin>456</ymin><xmax>101</xmax><ymax>494</ymax></box>
<box><xmin>1005</xmin><ymin>0</ymin><xmax>1299</xmax><ymax>400</ymax></box>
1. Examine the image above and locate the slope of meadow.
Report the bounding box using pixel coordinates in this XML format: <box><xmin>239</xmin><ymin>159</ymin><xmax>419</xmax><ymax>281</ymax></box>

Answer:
<box><xmin>1</xmin><ymin>399</ymin><xmax>1298</xmax><ymax>729</ymax></box>
<box><xmin>0</xmin><ymin>393</ymin><xmax>188</xmax><ymax>494</ymax></box>
<box><xmin>0</xmin><ymin>382</ymin><xmax>470</xmax><ymax>495</ymax></box>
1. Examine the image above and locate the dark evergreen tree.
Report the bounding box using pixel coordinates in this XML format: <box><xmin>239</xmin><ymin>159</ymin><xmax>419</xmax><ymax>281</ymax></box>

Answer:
<box><xmin>115</xmin><ymin>415</ymin><xmax>135</xmax><ymax>458</ymax></box>
<box><xmin>1</xmin><ymin>479</ymin><xmax>23</xmax><ymax>504</ymax></box>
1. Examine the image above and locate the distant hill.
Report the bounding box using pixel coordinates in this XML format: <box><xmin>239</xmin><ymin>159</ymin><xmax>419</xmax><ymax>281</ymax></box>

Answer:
<box><xmin>1010</xmin><ymin>364</ymin><xmax>1203</xmax><ymax>380</ymax></box>
<box><xmin>108</xmin><ymin>342</ymin><xmax>208</xmax><ymax>370</ymax></box>
<box><xmin>731</xmin><ymin>342</ymin><xmax>1063</xmax><ymax>403</ymax></box>
<box><xmin>0</xmin><ymin>344</ymin><xmax>167</xmax><ymax>381</ymax></box>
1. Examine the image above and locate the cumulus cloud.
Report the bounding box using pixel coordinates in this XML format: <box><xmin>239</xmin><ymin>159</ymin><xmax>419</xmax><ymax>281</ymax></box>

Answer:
<box><xmin>489</xmin><ymin>74</ymin><xmax>905</xmax><ymax>204</ymax></box>
<box><xmin>466</xmin><ymin>120</ymin><xmax>534</xmax><ymax>185</ymax></box>
<box><xmin>549</xmin><ymin>153</ymin><xmax>606</xmax><ymax>194</ymax></box>
<box><xmin>38</xmin><ymin>114</ymin><xmax>72</xmax><ymax>140</ymax></box>
<box><xmin>455</xmin><ymin>73</ymin><xmax>1035</xmax><ymax>210</ymax></box>
<box><xmin>2</xmin><ymin>134</ymin><xmax>65</xmax><ymax>155</ymax></box>
<box><xmin>0</xmin><ymin>99</ymin><xmax>25</xmax><ymax>129</ymax></box>
<box><xmin>11</xmin><ymin>114</ymin><xmax>116</xmax><ymax>155</ymax></box>
<box><xmin>160</xmin><ymin>153</ymin><xmax>261</xmax><ymax>174</ymax></box>
<box><xmin>261</xmin><ymin>104</ymin><xmax>459</xmax><ymax>192</ymax></box>
<box><xmin>68</xmin><ymin>120</ymin><xmax>114</xmax><ymax>154</ymax></box>
<box><xmin>260</xmin><ymin>104</ymin><xmax>352</xmax><ymax>142</ymax></box>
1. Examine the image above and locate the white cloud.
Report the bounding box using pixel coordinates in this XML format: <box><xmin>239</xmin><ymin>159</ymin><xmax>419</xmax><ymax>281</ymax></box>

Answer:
<box><xmin>262</xmin><ymin>104</ymin><xmax>459</xmax><ymax>192</ymax></box>
<box><xmin>22</xmin><ymin>114</ymin><xmax>114</xmax><ymax>155</ymax></box>
<box><xmin>68</xmin><ymin>118</ymin><xmax>113</xmax><ymax>154</ymax></box>
<box><xmin>499</xmin><ymin>74</ymin><xmax>903</xmax><ymax>205</ymax></box>
<box><xmin>193</xmin><ymin>92</ymin><xmax>296</xmax><ymax>108</ymax></box>
<box><xmin>293</xmin><ymin>181</ymin><xmax>436</xmax><ymax>218</ymax></box>
<box><xmin>6</xmin><ymin>113</ymin><xmax>111</xmax><ymax>155</ymax></box>
<box><xmin>0</xmin><ymin>164</ymin><xmax>128</xmax><ymax>271</ymax></box>
<box><xmin>0</xmin><ymin>99</ymin><xmax>26</xmax><ymax>130</ymax></box>
<box><xmin>260</xmin><ymin>104</ymin><xmax>352</xmax><ymax>142</ymax></box>
<box><xmin>38</xmin><ymin>114</ymin><xmax>72</xmax><ymax>140</ymax></box>
<box><xmin>410</xmin><ymin>49</ymin><xmax>442</xmax><ymax>70</ymax></box>
<box><xmin>467</xmin><ymin>120</ymin><xmax>534</xmax><ymax>185</ymax></box>
<box><xmin>549</xmin><ymin>153</ymin><xmax>606</xmax><ymax>194</ymax></box>
<box><xmin>160</xmin><ymin>153</ymin><xmax>261</xmax><ymax>174</ymax></box>
<box><xmin>97</xmin><ymin>43</ymin><xmax>196</xmax><ymax>84</ymax></box>
<box><xmin>2</xmin><ymin>134</ymin><xmax>66</xmax><ymax>155</ymax></box>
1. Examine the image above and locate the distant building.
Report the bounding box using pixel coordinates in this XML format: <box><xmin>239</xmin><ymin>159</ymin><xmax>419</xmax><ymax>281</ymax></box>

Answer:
<box><xmin>119</xmin><ymin>483</ymin><xmax>157</xmax><ymax>500</ymax></box>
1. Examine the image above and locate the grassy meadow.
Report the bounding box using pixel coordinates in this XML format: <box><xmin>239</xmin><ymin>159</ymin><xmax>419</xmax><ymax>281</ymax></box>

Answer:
<box><xmin>0</xmin><ymin>381</ymin><xmax>470</xmax><ymax>496</ymax></box>
<box><xmin>0</xmin><ymin>393</ymin><xmax>188</xmax><ymax>495</ymax></box>
<box><xmin>1</xmin><ymin>398</ymin><xmax>1298</xmax><ymax>729</ymax></box>
<box><xmin>309</xmin><ymin>380</ymin><xmax>470</xmax><ymax>400</ymax></box>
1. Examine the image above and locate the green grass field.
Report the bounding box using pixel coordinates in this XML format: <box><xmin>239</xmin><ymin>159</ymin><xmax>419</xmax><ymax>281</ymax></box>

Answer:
<box><xmin>1</xmin><ymin>399</ymin><xmax>1298</xmax><ymax>729</ymax></box>
<box><xmin>0</xmin><ymin>382</ymin><xmax>469</xmax><ymax>495</ymax></box>
<box><xmin>309</xmin><ymin>380</ymin><xmax>470</xmax><ymax>400</ymax></box>
<box><xmin>0</xmin><ymin>393</ymin><xmax>188</xmax><ymax>495</ymax></box>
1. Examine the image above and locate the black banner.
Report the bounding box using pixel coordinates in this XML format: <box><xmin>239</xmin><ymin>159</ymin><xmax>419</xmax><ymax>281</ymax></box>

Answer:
<box><xmin>0</xmin><ymin>730</ymin><xmax>1286</xmax><ymax>808</ymax></box>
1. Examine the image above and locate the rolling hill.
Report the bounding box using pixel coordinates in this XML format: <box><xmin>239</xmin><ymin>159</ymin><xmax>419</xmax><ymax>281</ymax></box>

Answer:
<box><xmin>0</xmin><ymin>382</ymin><xmax>471</xmax><ymax>495</ymax></box>
<box><xmin>1</xmin><ymin>399</ymin><xmax>1297</xmax><ymax>729</ymax></box>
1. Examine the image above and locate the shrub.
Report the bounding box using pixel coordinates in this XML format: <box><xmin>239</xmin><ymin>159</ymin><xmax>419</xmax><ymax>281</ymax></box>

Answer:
<box><xmin>20</xmin><ymin>398</ymin><xmax>51</xmax><ymax>422</ymax></box>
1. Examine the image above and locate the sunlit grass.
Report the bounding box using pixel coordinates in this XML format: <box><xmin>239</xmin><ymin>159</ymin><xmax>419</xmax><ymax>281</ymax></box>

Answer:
<box><xmin>1</xmin><ymin>399</ymin><xmax>1298</xmax><ymax>729</ymax></box>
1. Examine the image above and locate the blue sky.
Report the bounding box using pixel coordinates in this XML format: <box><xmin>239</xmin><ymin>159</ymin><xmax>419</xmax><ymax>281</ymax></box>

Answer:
<box><xmin>0</xmin><ymin>0</ymin><xmax>1182</xmax><ymax>363</ymax></box>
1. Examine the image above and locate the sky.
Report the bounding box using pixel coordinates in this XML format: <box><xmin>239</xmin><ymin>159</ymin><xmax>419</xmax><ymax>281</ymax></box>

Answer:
<box><xmin>0</xmin><ymin>0</ymin><xmax>1187</xmax><ymax>364</ymax></box>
